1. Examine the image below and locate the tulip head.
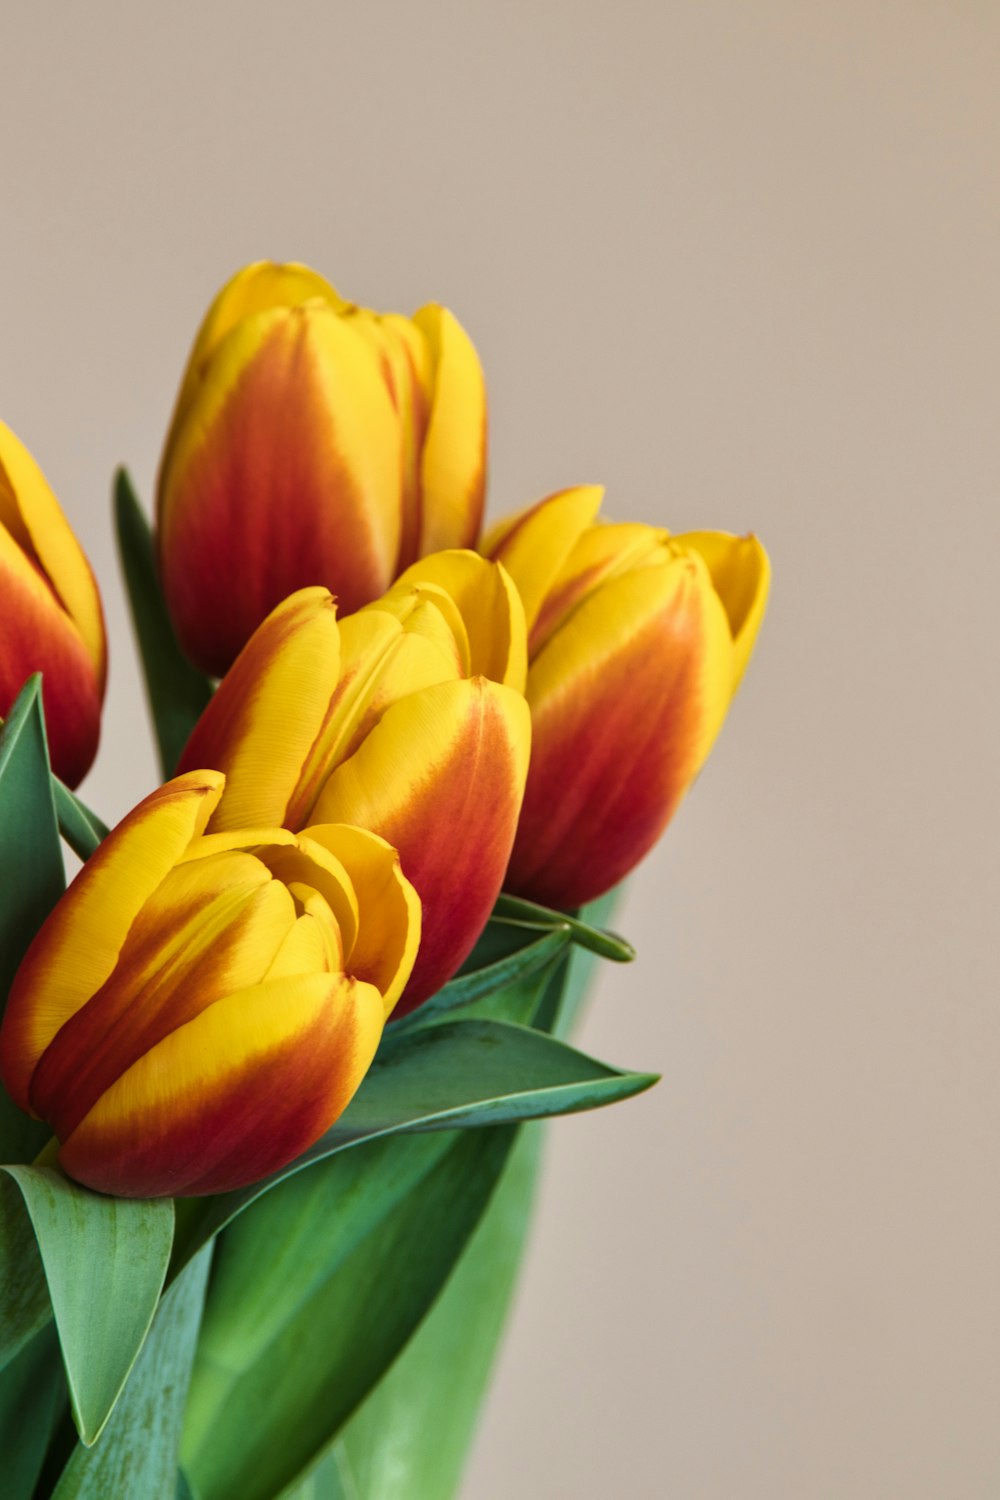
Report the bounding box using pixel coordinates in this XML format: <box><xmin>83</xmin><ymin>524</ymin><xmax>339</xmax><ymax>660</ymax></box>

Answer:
<box><xmin>177</xmin><ymin>553</ymin><xmax>530</xmax><ymax>1012</ymax></box>
<box><xmin>485</xmin><ymin>487</ymin><xmax>769</xmax><ymax>909</ymax></box>
<box><xmin>0</xmin><ymin>772</ymin><xmax>420</xmax><ymax>1197</ymax></box>
<box><xmin>157</xmin><ymin>261</ymin><xmax>487</xmax><ymax>677</ymax></box>
<box><xmin>0</xmin><ymin>421</ymin><xmax>106</xmax><ymax>786</ymax></box>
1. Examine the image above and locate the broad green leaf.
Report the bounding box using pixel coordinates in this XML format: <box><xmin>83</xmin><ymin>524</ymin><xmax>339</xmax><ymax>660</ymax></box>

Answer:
<box><xmin>1</xmin><ymin>1165</ymin><xmax>174</xmax><ymax>1444</ymax></box>
<box><xmin>0</xmin><ymin>1321</ymin><xmax>65</xmax><ymax>1500</ymax></box>
<box><xmin>114</xmin><ymin>467</ymin><xmax>212</xmax><ymax>777</ymax></box>
<box><xmin>492</xmin><ymin>891</ymin><xmax>634</xmax><ymax>962</ymax></box>
<box><xmin>316</xmin><ymin>889</ymin><xmax>627</xmax><ymax>1500</ymax></box>
<box><xmin>0</xmin><ymin>677</ymin><xmax>65</xmax><ymax>1161</ymax></box>
<box><xmin>183</xmin><ymin>1127</ymin><xmax>516</xmax><ymax>1500</ymax></box>
<box><xmin>180</xmin><ymin>1017</ymin><xmax>657</xmax><ymax>1262</ymax></box>
<box><xmin>51</xmin><ymin>778</ymin><xmax>108</xmax><ymax>861</ymax></box>
<box><xmin>51</xmin><ymin>1244</ymin><xmax>211</xmax><ymax>1500</ymax></box>
<box><xmin>327</xmin><ymin>1124</ymin><xmax>545</xmax><ymax>1500</ymax></box>
<box><xmin>0</xmin><ymin>1173</ymin><xmax>52</xmax><ymax>1372</ymax></box>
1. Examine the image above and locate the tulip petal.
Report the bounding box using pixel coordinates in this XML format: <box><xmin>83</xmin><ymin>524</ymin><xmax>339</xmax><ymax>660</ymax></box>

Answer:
<box><xmin>0</xmin><ymin>526</ymin><xmax>103</xmax><ymax>787</ymax></box>
<box><xmin>529</xmin><ymin>521</ymin><xmax>666</xmax><ymax>655</ymax></box>
<box><xmin>286</xmin><ymin>605</ymin><xmax>462</xmax><ymax>826</ymax></box>
<box><xmin>303</xmin><ymin>824</ymin><xmax>422</xmax><ymax>1017</ymax></box>
<box><xmin>388</xmin><ymin>551</ymin><xmax>528</xmax><ymax>690</ymax></box>
<box><xmin>410</xmin><ymin>304</ymin><xmax>487</xmax><ymax>558</ymax></box>
<box><xmin>506</xmin><ymin>554</ymin><xmax>733</xmax><ymax>908</ymax></box>
<box><xmin>482</xmin><ymin>485</ymin><xmax>604</xmax><ymax>633</ymax></box>
<box><xmin>678</xmin><ymin>531</ymin><xmax>771</xmax><ymax>690</ymax></box>
<box><xmin>0</xmin><ymin>771</ymin><xmax>225</xmax><ymax>1113</ymax></box>
<box><xmin>312</xmin><ymin>677</ymin><xmax>530</xmax><ymax>1010</ymax></box>
<box><xmin>0</xmin><ymin>421</ymin><xmax>107</xmax><ymax>691</ymax></box>
<box><xmin>31</xmin><ymin>859</ymin><xmax>297</xmax><ymax>1141</ymax></box>
<box><xmin>178</xmin><ymin>589</ymin><xmax>341</xmax><ymax>831</ymax></box>
<box><xmin>168</xmin><ymin>261</ymin><xmax>344</xmax><ymax>440</ymax></box>
<box><xmin>158</xmin><ymin>304</ymin><xmax>402</xmax><ymax>674</ymax></box>
<box><xmin>57</xmin><ymin>972</ymin><xmax>385</xmax><ymax>1198</ymax></box>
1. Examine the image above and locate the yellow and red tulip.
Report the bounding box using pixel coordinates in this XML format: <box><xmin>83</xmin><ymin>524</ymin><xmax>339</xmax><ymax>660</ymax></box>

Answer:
<box><xmin>177</xmin><ymin>553</ymin><xmax>531</xmax><ymax>1011</ymax></box>
<box><xmin>157</xmin><ymin>261</ymin><xmax>488</xmax><ymax>677</ymax></box>
<box><xmin>484</xmin><ymin>487</ymin><xmax>769</xmax><ymax>909</ymax></box>
<box><xmin>0</xmin><ymin>421</ymin><xmax>106</xmax><ymax>787</ymax></box>
<box><xmin>0</xmin><ymin>771</ymin><xmax>420</xmax><ymax>1198</ymax></box>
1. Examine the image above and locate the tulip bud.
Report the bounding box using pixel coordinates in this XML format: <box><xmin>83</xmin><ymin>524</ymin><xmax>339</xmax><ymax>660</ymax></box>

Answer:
<box><xmin>177</xmin><ymin>554</ymin><xmax>530</xmax><ymax>1012</ymax></box>
<box><xmin>484</xmin><ymin>487</ymin><xmax>769</xmax><ymax>909</ymax></box>
<box><xmin>0</xmin><ymin>421</ymin><xmax>106</xmax><ymax>787</ymax></box>
<box><xmin>0</xmin><ymin>771</ymin><xmax>420</xmax><ymax>1197</ymax></box>
<box><xmin>157</xmin><ymin>261</ymin><xmax>488</xmax><ymax>677</ymax></box>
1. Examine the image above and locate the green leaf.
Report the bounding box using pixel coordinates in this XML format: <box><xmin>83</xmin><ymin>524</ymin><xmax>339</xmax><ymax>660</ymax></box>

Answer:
<box><xmin>51</xmin><ymin>778</ymin><xmax>108</xmax><ymax>861</ymax></box>
<box><xmin>394</xmin><ymin>923</ymin><xmax>572</xmax><ymax>1029</ymax></box>
<box><xmin>113</xmin><ymin>467</ymin><xmax>213</xmax><ymax>777</ymax></box>
<box><xmin>0</xmin><ymin>677</ymin><xmax>65</xmax><ymax>1161</ymax></box>
<box><xmin>181</xmin><ymin>1017</ymin><xmax>657</xmax><ymax>1261</ymax></box>
<box><xmin>51</xmin><ymin>1244</ymin><xmax>211</xmax><ymax>1500</ymax></box>
<box><xmin>183</xmin><ymin>1127</ymin><xmax>516</xmax><ymax>1500</ymax></box>
<box><xmin>0</xmin><ymin>1165</ymin><xmax>174</xmax><ymax>1444</ymax></box>
<box><xmin>0</xmin><ymin>1321</ymin><xmax>65</xmax><ymax>1500</ymax></box>
<box><xmin>492</xmin><ymin>891</ymin><xmax>635</xmax><ymax>962</ymax></box>
<box><xmin>0</xmin><ymin>1173</ymin><xmax>52</xmax><ymax>1373</ymax></box>
<box><xmin>327</xmin><ymin>1123</ymin><xmax>545</xmax><ymax>1500</ymax></box>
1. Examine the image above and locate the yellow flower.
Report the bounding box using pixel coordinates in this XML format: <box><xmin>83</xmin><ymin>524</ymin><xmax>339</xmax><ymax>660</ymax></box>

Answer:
<box><xmin>484</xmin><ymin>486</ymin><xmax>769</xmax><ymax>907</ymax></box>
<box><xmin>0</xmin><ymin>771</ymin><xmax>420</xmax><ymax>1198</ymax></box>
<box><xmin>177</xmin><ymin>552</ymin><xmax>530</xmax><ymax>1010</ymax></box>
<box><xmin>157</xmin><ymin>261</ymin><xmax>487</xmax><ymax>676</ymax></box>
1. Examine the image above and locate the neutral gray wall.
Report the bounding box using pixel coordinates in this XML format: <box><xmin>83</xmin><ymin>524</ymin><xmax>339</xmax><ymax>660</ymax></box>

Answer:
<box><xmin>2</xmin><ymin>3</ymin><xmax>997</xmax><ymax>1495</ymax></box>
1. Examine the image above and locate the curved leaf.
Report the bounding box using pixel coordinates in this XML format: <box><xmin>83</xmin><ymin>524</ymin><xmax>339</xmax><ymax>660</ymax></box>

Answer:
<box><xmin>51</xmin><ymin>1244</ymin><xmax>211</xmax><ymax>1499</ymax></box>
<box><xmin>183</xmin><ymin>1129</ymin><xmax>515</xmax><ymax>1500</ymax></box>
<box><xmin>492</xmin><ymin>891</ymin><xmax>634</xmax><ymax>962</ymax></box>
<box><xmin>1</xmin><ymin>1165</ymin><xmax>174</xmax><ymax>1445</ymax></box>
<box><xmin>0</xmin><ymin>677</ymin><xmax>65</xmax><ymax>1161</ymax></box>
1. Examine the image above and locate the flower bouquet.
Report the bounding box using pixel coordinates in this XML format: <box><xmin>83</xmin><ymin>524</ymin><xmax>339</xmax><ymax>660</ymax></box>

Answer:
<box><xmin>0</xmin><ymin>262</ymin><xmax>768</xmax><ymax>1499</ymax></box>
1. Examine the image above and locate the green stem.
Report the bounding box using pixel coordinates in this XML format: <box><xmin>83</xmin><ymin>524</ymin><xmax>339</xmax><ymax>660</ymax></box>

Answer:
<box><xmin>51</xmin><ymin>779</ymin><xmax>108</xmax><ymax>861</ymax></box>
<box><xmin>492</xmin><ymin>893</ymin><xmax>635</xmax><ymax>962</ymax></box>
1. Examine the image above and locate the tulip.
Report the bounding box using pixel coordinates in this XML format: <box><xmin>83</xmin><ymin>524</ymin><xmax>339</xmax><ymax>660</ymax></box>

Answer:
<box><xmin>0</xmin><ymin>420</ymin><xmax>106</xmax><ymax>786</ymax></box>
<box><xmin>177</xmin><ymin>553</ymin><xmax>531</xmax><ymax>1012</ymax></box>
<box><xmin>157</xmin><ymin>260</ymin><xmax>487</xmax><ymax>677</ymax></box>
<box><xmin>0</xmin><ymin>771</ymin><xmax>420</xmax><ymax>1198</ymax></box>
<box><xmin>484</xmin><ymin>487</ymin><xmax>769</xmax><ymax>909</ymax></box>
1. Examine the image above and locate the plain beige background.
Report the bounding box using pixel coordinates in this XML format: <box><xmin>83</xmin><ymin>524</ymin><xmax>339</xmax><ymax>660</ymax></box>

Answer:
<box><xmin>3</xmin><ymin>2</ymin><xmax>998</xmax><ymax>1496</ymax></box>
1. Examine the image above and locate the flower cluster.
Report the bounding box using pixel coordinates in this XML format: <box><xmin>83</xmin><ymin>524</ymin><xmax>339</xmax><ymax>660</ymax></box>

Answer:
<box><xmin>0</xmin><ymin>261</ymin><xmax>768</xmax><ymax>1197</ymax></box>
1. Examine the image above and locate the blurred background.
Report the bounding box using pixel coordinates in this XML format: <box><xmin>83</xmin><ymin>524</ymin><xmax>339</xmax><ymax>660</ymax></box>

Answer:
<box><xmin>2</xmin><ymin>2</ymin><xmax>997</xmax><ymax>1494</ymax></box>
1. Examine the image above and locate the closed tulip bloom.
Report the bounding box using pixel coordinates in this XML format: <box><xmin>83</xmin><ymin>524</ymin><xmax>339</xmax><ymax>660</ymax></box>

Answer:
<box><xmin>157</xmin><ymin>261</ymin><xmax>487</xmax><ymax>677</ymax></box>
<box><xmin>177</xmin><ymin>554</ymin><xmax>530</xmax><ymax>1011</ymax></box>
<box><xmin>485</xmin><ymin>487</ymin><xmax>769</xmax><ymax>909</ymax></box>
<box><xmin>0</xmin><ymin>421</ymin><xmax>106</xmax><ymax>786</ymax></box>
<box><xmin>0</xmin><ymin>771</ymin><xmax>420</xmax><ymax>1198</ymax></box>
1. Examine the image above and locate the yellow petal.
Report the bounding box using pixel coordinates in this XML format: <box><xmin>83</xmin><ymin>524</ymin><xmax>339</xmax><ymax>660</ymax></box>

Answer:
<box><xmin>58</xmin><ymin>971</ymin><xmax>385</xmax><ymax>1197</ymax></box>
<box><xmin>678</xmin><ymin>531</ymin><xmax>770</xmax><ymax>691</ymax></box>
<box><xmin>312</xmin><ymin>677</ymin><xmax>530</xmax><ymax>1007</ymax></box>
<box><xmin>303</xmin><ymin>823</ymin><xmax>422</xmax><ymax>1016</ymax></box>
<box><xmin>0</xmin><ymin>771</ymin><xmax>224</xmax><ymax>1112</ymax></box>
<box><xmin>0</xmin><ymin>420</ymin><xmax>106</xmax><ymax>689</ymax></box>
<box><xmin>388</xmin><ymin>551</ymin><xmax>528</xmax><ymax>690</ymax></box>
<box><xmin>178</xmin><ymin>589</ymin><xmax>341</xmax><ymax>831</ymax></box>
<box><xmin>482</xmin><ymin>485</ymin><xmax>604</xmax><ymax>634</ymax></box>
<box><xmin>410</xmin><ymin>304</ymin><xmax>487</xmax><ymax>556</ymax></box>
<box><xmin>165</xmin><ymin>260</ymin><xmax>344</xmax><ymax>451</ymax></box>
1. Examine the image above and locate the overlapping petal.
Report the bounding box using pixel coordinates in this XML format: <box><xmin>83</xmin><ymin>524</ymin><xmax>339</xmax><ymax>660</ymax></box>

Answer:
<box><xmin>158</xmin><ymin>303</ymin><xmax>402</xmax><ymax>675</ymax></box>
<box><xmin>312</xmin><ymin>677</ymin><xmax>531</xmax><ymax>1010</ymax></box>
